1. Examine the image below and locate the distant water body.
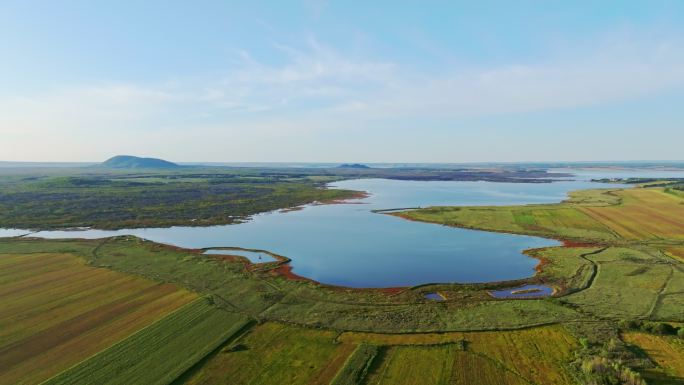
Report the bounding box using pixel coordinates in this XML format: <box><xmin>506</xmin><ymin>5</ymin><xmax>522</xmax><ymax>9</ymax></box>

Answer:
<box><xmin>4</xmin><ymin>169</ymin><xmax>684</xmax><ymax>287</ymax></box>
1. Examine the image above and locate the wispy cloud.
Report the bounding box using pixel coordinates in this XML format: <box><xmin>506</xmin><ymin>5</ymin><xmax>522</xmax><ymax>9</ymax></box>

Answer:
<box><xmin>200</xmin><ymin>34</ymin><xmax>684</xmax><ymax>119</ymax></box>
<box><xmin>2</xmin><ymin>32</ymin><xmax>684</xmax><ymax>161</ymax></box>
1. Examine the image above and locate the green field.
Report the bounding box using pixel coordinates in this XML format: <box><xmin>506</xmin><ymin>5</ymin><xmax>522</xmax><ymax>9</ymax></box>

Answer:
<box><xmin>0</xmin><ymin>252</ymin><xmax>196</xmax><ymax>385</ymax></box>
<box><xmin>45</xmin><ymin>298</ymin><xmax>250</xmax><ymax>385</ymax></box>
<box><xmin>341</xmin><ymin>324</ymin><xmax>578</xmax><ymax>385</ymax></box>
<box><xmin>182</xmin><ymin>322</ymin><xmax>347</xmax><ymax>385</ymax></box>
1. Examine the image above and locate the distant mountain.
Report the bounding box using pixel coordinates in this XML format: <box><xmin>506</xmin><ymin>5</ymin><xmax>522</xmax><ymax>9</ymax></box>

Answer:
<box><xmin>338</xmin><ymin>163</ymin><xmax>370</xmax><ymax>169</ymax></box>
<box><xmin>101</xmin><ymin>155</ymin><xmax>179</xmax><ymax>169</ymax></box>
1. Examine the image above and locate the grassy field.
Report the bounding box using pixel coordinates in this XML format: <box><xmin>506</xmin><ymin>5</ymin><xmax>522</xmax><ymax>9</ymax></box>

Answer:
<box><xmin>363</xmin><ymin>344</ymin><xmax>461</xmax><ymax>385</ymax></box>
<box><xmin>0</xmin><ymin>252</ymin><xmax>196</xmax><ymax>385</ymax></box>
<box><xmin>182</xmin><ymin>322</ymin><xmax>349</xmax><ymax>385</ymax></box>
<box><xmin>394</xmin><ymin>190</ymin><xmax>620</xmax><ymax>243</ymax></box>
<box><xmin>623</xmin><ymin>332</ymin><xmax>684</xmax><ymax>384</ymax></box>
<box><xmin>341</xmin><ymin>324</ymin><xmax>578</xmax><ymax>385</ymax></box>
<box><xmin>178</xmin><ymin>323</ymin><xmax>578</xmax><ymax>385</ymax></box>
<box><xmin>329</xmin><ymin>344</ymin><xmax>379</xmax><ymax>385</ymax></box>
<box><xmin>44</xmin><ymin>298</ymin><xmax>250</xmax><ymax>385</ymax></box>
<box><xmin>398</xmin><ymin>187</ymin><xmax>684</xmax><ymax>244</ymax></box>
<box><xmin>560</xmin><ymin>247</ymin><xmax>674</xmax><ymax>319</ymax></box>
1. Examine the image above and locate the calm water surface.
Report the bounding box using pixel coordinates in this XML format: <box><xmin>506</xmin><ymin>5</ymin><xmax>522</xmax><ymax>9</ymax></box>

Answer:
<box><xmin>489</xmin><ymin>284</ymin><xmax>555</xmax><ymax>299</ymax></box>
<box><xmin>21</xmin><ymin>178</ymin><xmax>634</xmax><ymax>288</ymax></box>
<box><xmin>7</xmin><ymin>170</ymin><xmax>684</xmax><ymax>287</ymax></box>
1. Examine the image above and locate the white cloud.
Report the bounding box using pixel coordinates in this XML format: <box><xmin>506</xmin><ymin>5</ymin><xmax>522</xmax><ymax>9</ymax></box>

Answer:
<box><xmin>2</xmin><ymin>33</ymin><xmax>684</xmax><ymax>161</ymax></box>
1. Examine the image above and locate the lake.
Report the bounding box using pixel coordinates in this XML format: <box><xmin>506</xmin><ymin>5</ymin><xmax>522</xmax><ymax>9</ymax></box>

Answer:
<box><xmin>12</xmin><ymin>177</ymin><xmax>637</xmax><ymax>288</ymax></box>
<box><xmin>6</xmin><ymin>169</ymin><xmax>684</xmax><ymax>287</ymax></box>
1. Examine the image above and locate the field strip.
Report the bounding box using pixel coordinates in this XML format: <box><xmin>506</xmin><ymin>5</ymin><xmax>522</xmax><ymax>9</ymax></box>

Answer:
<box><xmin>42</xmin><ymin>298</ymin><xmax>251</xmax><ymax>385</ymax></box>
<box><xmin>648</xmin><ymin>265</ymin><xmax>675</xmax><ymax>320</ymax></box>
<box><xmin>466</xmin><ymin>350</ymin><xmax>536</xmax><ymax>385</ymax></box>
<box><xmin>0</xmin><ymin>252</ymin><xmax>197</xmax><ymax>385</ymax></box>
<box><xmin>329</xmin><ymin>343</ymin><xmax>379</xmax><ymax>385</ymax></box>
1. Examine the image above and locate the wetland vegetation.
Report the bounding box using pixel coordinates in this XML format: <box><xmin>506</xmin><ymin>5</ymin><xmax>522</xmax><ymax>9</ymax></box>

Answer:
<box><xmin>1</xmin><ymin>166</ymin><xmax>684</xmax><ymax>384</ymax></box>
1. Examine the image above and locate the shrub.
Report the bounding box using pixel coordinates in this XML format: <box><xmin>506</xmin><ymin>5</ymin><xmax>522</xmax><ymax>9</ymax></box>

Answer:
<box><xmin>581</xmin><ymin>356</ymin><xmax>646</xmax><ymax>385</ymax></box>
<box><xmin>641</xmin><ymin>322</ymin><xmax>676</xmax><ymax>335</ymax></box>
<box><xmin>618</xmin><ymin>319</ymin><xmax>641</xmax><ymax>330</ymax></box>
<box><xmin>579</xmin><ymin>337</ymin><xmax>590</xmax><ymax>349</ymax></box>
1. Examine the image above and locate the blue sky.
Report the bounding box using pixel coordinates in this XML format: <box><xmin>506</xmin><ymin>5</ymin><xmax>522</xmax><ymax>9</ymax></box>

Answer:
<box><xmin>2</xmin><ymin>1</ymin><xmax>684</xmax><ymax>162</ymax></box>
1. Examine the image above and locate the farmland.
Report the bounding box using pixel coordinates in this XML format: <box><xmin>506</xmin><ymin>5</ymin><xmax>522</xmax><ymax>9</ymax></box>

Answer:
<box><xmin>341</xmin><ymin>324</ymin><xmax>578</xmax><ymax>385</ymax></box>
<box><xmin>182</xmin><ymin>322</ymin><xmax>347</xmax><ymax>385</ymax></box>
<box><xmin>45</xmin><ymin>298</ymin><xmax>250</xmax><ymax>385</ymax></box>
<box><xmin>395</xmin><ymin>186</ymin><xmax>684</xmax><ymax>244</ymax></box>
<box><xmin>0</xmin><ymin>252</ymin><xmax>196</xmax><ymax>385</ymax></box>
<box><xmin>622</xmin><ymin>332</ymin><xmax>684</xmax><ymax>384</ymax></box>
<box><xmin>1</xmin><ymin>181</ymin><xmax>684</xmax><ymax>384</ymax></box>
<box><xmin>180</xmin><ymin>323</ymin><xmax>578</xmax><ymax>385</ymax></box>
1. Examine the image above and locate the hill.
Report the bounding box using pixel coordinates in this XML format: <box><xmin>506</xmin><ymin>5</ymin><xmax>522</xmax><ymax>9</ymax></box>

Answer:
<box><xmin>102</xmin><ymin>155</ymin><xmax>179</xmax><ymax>169</ymax></box>
<box><xmin>338</xmin><ymin>163</ymin><xmax>370</xmax><ymax>169</ymax></box>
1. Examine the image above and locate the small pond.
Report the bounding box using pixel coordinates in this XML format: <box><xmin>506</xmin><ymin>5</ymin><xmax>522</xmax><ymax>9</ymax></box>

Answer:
<box><xmin>0</xmin><ymin>229</ymin><xmax>32</xmax><ymax>237</ymax></box>
<box><xmin>424</xmin><ymin>293</ymin><xmax>446</xmax><ymax>301</ymax></box>
<box><xmin>489</xmin><ymin>284</ymin><xmax>554</xmax><ymax>299</ymax></box>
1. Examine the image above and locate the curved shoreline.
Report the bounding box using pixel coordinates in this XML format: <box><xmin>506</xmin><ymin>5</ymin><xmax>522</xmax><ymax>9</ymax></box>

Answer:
<box><xmin>1</xmin><ymin>185</ymin><xmax>624</xmax><ymax>296</ymax></box>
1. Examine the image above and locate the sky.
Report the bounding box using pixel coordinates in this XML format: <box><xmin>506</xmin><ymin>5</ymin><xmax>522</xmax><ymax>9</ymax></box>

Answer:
<box><xmin>1</xmin><ymin>1</ymin><xmax>684</xmax><ymax>163</ymax></box>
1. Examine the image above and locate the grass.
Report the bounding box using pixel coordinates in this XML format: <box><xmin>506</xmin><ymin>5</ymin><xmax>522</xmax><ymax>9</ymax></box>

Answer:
<box><xmin>182</xmin><ymin>322</ymin><xmax>348</xmax><ymax>385</ymax></box>
<box><xmin>342</xmin><ymin>324</ymin><xmax>577</xmax><ymax>385</ymax></box>
<box><xmin>623</xmin><ymin>332</ymin><xmax>684</xmax><ymax>384</ymax></box>
<box><xmin>561</xmin><ymin>247</ymin><xmax>672</xmax><ymax>319</ymax></box>
<box><xmin>0</xmin><ymin>252</ymin><xmax>196</xmax><ymax>385</ymax></box>
<box><xmin>397</xmin><ymin>187</ymin><xmax>684</xmax><ymax>243</ymax></box>
<box><xmin>329</xmin><ymin>344</ymin><xmax>379</xmax><ymax>385</ymax></box>
<box><xmin>44</xmin><ymin>298</ymin><xmax>249</xmax><ymax>385</ymax></box>
<box><xmin>527</xmin><ymin>246</ymin><xmax>597</xmax><ymax>292</ymax></box>
<box><xmin>395</xmin><ymin>192</ymin><xmax>619</xmax><ymax>243</ymax></box>
<box><xmin>449</xmin><ymin>351</ymin><xmax>528</xmax><ymax>385</ymax></box>
<box><xmin>363</xmin><ymin>344</ymin><xmax>459</xmax><ymax>385</ymax></box>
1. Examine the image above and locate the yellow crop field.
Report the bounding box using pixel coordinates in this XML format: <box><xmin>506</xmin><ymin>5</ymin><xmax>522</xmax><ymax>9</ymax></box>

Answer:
<box><xmin>667</xmin><ymin>247</ymin><xmax>684</xmax><ymax>262</ymax></box>
<box><xmin>581</xmin><ymin>189</ymin><xmax>684</xmax><ymax>240</ymax></box>
<box><xmin>340</xmin><ymin>324</ymin><xmax>578</xmax><ymax>385</ymax></box>
<box><xmin>0</xmin><ymin>253</ymin><xmax>196</xmax><ymax>385</ymax></box>
<box><xmin>623</xmin><ymin>332</ymin><xmax>684</xmax><ymax>382</ymax></box>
